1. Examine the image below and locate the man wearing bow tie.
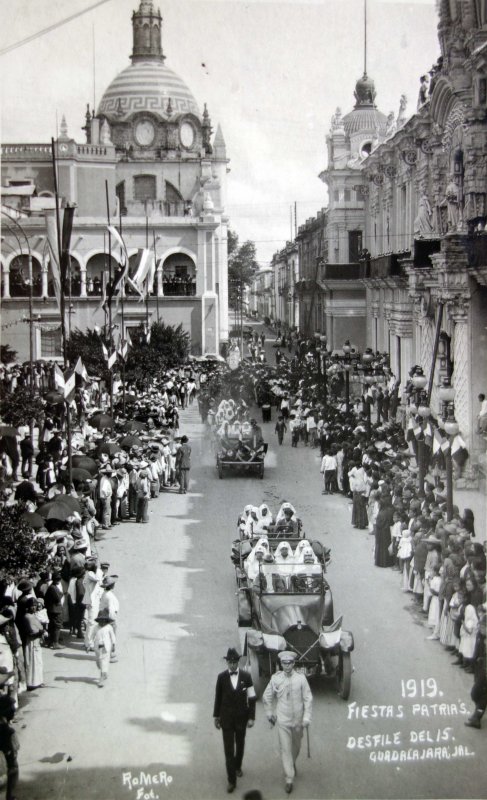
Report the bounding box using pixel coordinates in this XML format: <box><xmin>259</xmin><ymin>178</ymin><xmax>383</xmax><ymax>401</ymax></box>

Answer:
<box><xmin>213</xmin><ymin>647</ymin><xmax>256</xmax><ymax>793</ymax></box>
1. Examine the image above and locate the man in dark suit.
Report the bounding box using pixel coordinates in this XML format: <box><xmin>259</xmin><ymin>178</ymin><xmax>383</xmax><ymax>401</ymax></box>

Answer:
<box><xmin>213</xmin><ymin>647</ymin><xmax>256</xmax><ymax>793</ymax></box>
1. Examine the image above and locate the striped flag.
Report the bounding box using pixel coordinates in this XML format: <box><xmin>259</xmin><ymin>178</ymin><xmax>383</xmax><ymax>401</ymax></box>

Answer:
<box><xmin>424</xmin><ymin>422</ymin><xmax>433</xmax><ymax>449</ymax></box>
<box><xmin>406</xmin><ymin>417</ymin><xmax>416</xmax><ymax>442</ymax></box>
<box><xmin>432</xmin><ymin>428</ymin><xmax>444</xmax><ymax>455</ymax></box>
<box><xmin>107</xmin><ymin>351</ymin><xmax>117</xmax><ymax>370</ymax></box>
<box><xmin>73</xmin><ymin>356</ymin><xmax>89</xmax><ymax>382</ymax></box>
<box><xmin>101</xmin><ymin>343</ymin><xmax>109</xmax><ymax>361</ymax></box>
<box><xmin>451</xmin><ymin>434</ymin><xmax>468</xmax><ymax>467</ymax></box>
<box><xmin>131</xmin><ymin>249</ymin><xmax>152</xmax><ymax>296</ymax></box>
<box><xmin>64</xmin><ymin>369</ymin><xmax>76</xmax><ymax>401</ymax></box>
<box><xmin>53</xmin><ymin>363</ymin><xmax>65</xmax><ymax>393</ymax></box>
<box><xmin>118</xmin><ymin>340</ymin><xmax>128</xmax><ymax>360</ymax></box>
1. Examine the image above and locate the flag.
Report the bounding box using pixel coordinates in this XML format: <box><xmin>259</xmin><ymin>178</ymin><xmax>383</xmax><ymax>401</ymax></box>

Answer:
<box><xmin>131</xmin><ymin>249</ymin><xmax>152</xmax><ymax>295</ymax></box>
<box><xmin>125</xmin><ymin>328</ymin><xmax>132</xmax><ymax>348</ymax></box>
<box><xmin>146</xmin><ymin>253</ymin><xmax>156</xmax><ymax>295</ymax></box>
<box><xmin>107</xmin><ymin>351</ymin><xmax>117</xmax><ymax>370</ymax></box>
<box><xmin>432</xmin><ymin>428</ymin><xmax>444</xmax><ymax>455</ymax></box>
<box><xmin>60</xmin><ymin>204</ymin><xmax>75</xmax><ymax>294</ymax></box>
<box><xmin>73</xmin><ymin>356</ymin><xmax>89</xmax><ymax>383</ymax></box>
<box><xmin>146</xmin><ymin>329</ymin><xmax>151</xmax><ymax>344</ymax></box>
<box><xmin>45</xmin><ymin>210</ymin><xmax>62</xmax><ymax>312</ymax></box>
<box><xmin>118</xmin><ymin>340</ymin><xmax>128</xmax><ymax>360</ymax></box>
<box><xmin>64</xmin><ymin>369</ymin><xmax>76</xmax><ymax>401</ymax></box>
<box><xmin>423</xmin><ymin>422</ymin><xmax>433</xmax><ymax>449</ymax></box>
<box><xmin>412</xmin><ymin>423</ymin><xmax>422</xmax><ymax>440</ymax></box>
<box><xmin>101</xmin><ymin>343</ymin><xmax>108</xmax><ymax>361</ymax></box>
<box><xmin>53</xmin><ymin>363</ymin><xmax>65</xmax><ymax>393</ymax></box>
<box><xmin>406</xmin><ymin>417</ymin><xmax>416</xmax><ymax>442</ymax></box>
<box><xmin>451</xmin><ymin>434</ymin><xmax>468</xmax><ymax>467</ymax></box>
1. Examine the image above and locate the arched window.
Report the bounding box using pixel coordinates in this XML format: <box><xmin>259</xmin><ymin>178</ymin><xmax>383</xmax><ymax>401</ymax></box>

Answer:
<box><xmin>67</xmin><ymin>257</ymin><xmax>82</xmax><ymax>297</ymax></box>
<box><xmin>9</xmin><ymin>254</ymin><xmax>42</xmax><ymax>297</ymax></box>
<box><xmin>162</xmin><ymin>253</ymin><xmax>196</xmax><ymax>296</ymax></box>
<box><xmin>360</xmin><ymin>141</ymin><xmax>372</xmax><ymax>158</ymax></box>
<box><xmin>85</xmin><ymin>253</ymin><xmax>118</xmax><ymax>296</ymax></box>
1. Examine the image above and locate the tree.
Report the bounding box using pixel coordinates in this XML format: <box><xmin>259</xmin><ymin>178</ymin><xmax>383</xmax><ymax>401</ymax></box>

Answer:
<box><xmin>66</xmin><ymin>328</ymin><xmax>111</xmax><ymax>384</ymax></box>
<box><xmin>0</xmin><ymin>504</ymin><xmax>51</xmax><ymax>582</ymax></box>
<box><xmin>227</xmin><ymin>229</ymin><xmax>259</xmax><ymax>310</ymax></box>
<box><xmin>0</xmin><ymin>386</ymin><xmax>44</xmax><ymax>428</ymax></box>
<box><xmin>124</xmin><ymin>321</ymin><xmax>190</xmax><ymax>385</ymax></box>
<box><xmin>0</xmin><ymin>344</ymin><xmax>17</xmax><ymax>365</ymax></box>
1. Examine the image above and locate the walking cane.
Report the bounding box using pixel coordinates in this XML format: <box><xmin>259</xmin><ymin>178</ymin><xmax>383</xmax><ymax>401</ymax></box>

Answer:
<box><xmin>306</xmin><ymin>726</ymin><xmax>311</xmax><ymax>758</ymax></box>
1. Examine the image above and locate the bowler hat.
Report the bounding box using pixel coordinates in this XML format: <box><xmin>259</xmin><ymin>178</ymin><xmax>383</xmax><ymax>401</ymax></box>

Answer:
<box><xmin>224</xmin><ymin>647</ymin><xmax>241</xmax><ymax>661</ymax></box>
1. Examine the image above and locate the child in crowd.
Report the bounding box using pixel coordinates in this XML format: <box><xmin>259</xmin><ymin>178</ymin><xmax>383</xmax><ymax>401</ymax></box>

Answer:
<box><xmin>397</xmin><ymin>527</ymin><xmax>413</xmax><ymax>591</ymax></box>
<box><xmin>93</xmin><ymin>612</ymin><xmax>116</xmax><ymax>687</ymax></box>
<box><xmin>426</xmin><ymin>565</ymin><xmax>442</xmax><ymax>635</ymax></box>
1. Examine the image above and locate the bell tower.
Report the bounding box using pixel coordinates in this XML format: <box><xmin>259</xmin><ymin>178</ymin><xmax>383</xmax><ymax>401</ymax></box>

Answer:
<box><xmin>131</xmin><ymin>0</ymin><xmax>164</xmax><ymax>63</ymax></box>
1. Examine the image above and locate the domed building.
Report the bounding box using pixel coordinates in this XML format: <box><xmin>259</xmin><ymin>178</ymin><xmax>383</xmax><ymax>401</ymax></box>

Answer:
<box><xmin>1</xmin><ymin>0</ymin><xmax>230</xmax><ymax>360</ymax></box>
<box><xmin>297</xmin><ymin>73</ymin><xmax>389</xmax><ymax>345</ymax></box>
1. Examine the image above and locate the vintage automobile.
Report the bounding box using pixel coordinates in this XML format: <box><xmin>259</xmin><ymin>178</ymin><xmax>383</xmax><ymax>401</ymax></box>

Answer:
<box><xmin>234</xmin><ymin>537</ymin><xmax>353</xmax><ymax>700</ymax></box>
<box><xmin>216</xmin><ymin>436</ymin><xmax>267</xmax><ymax>479</ymax></box>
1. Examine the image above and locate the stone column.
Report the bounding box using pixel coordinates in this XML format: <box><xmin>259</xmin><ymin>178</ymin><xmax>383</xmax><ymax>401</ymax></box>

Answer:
<box><xmin>450</xmin><ymin>301</ymin><xmax>471</xmax><ymax>441</ymax></box>
<box><xmin>41</xmin><ymin>266</ymin><xmax>49</xmax><ymax>298</ymax></box>
<box><xmin>2</xmin><ymin>265</ymin><xmax>10</xmax><ymax>298</ymax></box>
<box><xmin>156</xmin><ymin>264</ymin><xmax>163</xmax><ymax>297</ymax></box>
<box><xmin>80</xmin><ymin>268</ymin><xmax>87</xmax><ymax>298</ymax></box>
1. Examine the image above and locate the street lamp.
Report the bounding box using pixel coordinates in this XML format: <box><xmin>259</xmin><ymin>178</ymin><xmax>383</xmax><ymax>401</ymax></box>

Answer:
<box><xmin>410</xmin><ymin>368</ymin><xmax>430</xmax><ymax>495</ymax></box>
<box><xmin>342</xmin><ymin>339</ymin><xmax>352</xmax><ymax>413</ymax></box>
<box><xmin>438</xmin><ymin>378</ymin><xmax>458</xmax><ymax>521</ymax></box>
<box><xmin>362</xmin><ymin>348</ymin><xmax>375</xmax><ymax>437</ymax></box>
<box><xmin>319</xmin><ymin>333</ymin><xmax>328</xmax><ymax>409</ymax></box>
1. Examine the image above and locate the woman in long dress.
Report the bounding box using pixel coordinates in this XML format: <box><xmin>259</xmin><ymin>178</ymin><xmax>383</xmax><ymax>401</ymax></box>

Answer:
<box><xmin>374</xmin><ymin>497</ymin><xmax>395</xmax><ymax>567</ymax></box>
<box><xmin>22</xmin><ymin>598</ymin><xmax>44</xmax><ymax>691</ymax></box>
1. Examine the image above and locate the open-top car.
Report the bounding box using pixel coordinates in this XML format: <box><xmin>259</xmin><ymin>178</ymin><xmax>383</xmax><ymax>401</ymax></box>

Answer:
<box><xmin>216</xmin><ymin>436</ymin><xmax>268</xmax><ymax>479</ymax></box>
<box><xmin>234</xmin><ymin>538</ymin><xmax>353</xmax><ymax>700</ymax></box>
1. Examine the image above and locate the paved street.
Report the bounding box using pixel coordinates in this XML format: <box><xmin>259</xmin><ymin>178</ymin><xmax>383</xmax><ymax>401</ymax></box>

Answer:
<box><xmin>14</xmin><ymin>365</ymin><xmax>485</xmax><ymax>800</ymax></box>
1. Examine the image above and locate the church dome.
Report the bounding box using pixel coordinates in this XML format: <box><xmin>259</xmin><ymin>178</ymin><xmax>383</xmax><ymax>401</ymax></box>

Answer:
<box><xmin>97</xmin><ymin>60</ymin><xmax>201</xmax><ymax>121</ymax></box>
<box><xmin>342</xmin><ymin>72</ymin><xmax>387</xmax><ymax>137</ymax></box>
<box><xmin>342</xmin><ymin>106</ymin><xmax>388</xmax><ymax>136</ymax></box>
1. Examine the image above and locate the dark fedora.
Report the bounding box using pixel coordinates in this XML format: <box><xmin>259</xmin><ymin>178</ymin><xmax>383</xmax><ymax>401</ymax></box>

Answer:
<box><xmin>224</xmin><ymin>647</ymin><xmax>241</xmax><ymax>661</ymax></box>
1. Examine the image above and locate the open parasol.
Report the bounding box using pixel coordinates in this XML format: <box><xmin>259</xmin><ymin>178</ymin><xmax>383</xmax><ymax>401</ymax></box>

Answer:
<box><xmin>71</xmin><ymin>455</ymin><xmax>98</xmax><ymax>474</ymax></box>
<box><xmin>89</xmin><ymin>414</ymin><xmax>114</xmax><ymax>431</ymax></box>
<box><xmin>120</xmin><ymin>434</ymin><xmax>143</xmax><ymax>450</ymax></box>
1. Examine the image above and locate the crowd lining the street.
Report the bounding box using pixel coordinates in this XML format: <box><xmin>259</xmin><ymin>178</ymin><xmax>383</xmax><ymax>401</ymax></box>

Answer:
<box><xmin>0</xmin><ymin>323</ymin><xmax>485</xmax><ymax>800</ymax></box>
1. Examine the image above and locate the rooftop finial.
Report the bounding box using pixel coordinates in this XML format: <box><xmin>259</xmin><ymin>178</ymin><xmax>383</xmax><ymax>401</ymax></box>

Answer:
<box><xmin>364</xmin><ymin>0</ymin><xmax>367</xmax><ymax>76</ymax></box>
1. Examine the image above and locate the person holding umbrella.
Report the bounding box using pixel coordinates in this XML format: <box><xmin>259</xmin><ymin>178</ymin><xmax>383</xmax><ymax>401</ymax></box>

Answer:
<box><xmin>263</xmin><ymin>651</ymin><xmax>312</xmax><ymax>795</ymax></box>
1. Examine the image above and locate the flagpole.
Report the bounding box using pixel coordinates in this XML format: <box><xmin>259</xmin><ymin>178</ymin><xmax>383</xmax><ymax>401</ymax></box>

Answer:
<box><xmin>51</xmin><ymin>137</ymin><xmax>72</xmax><ymax>487</ymax></box>
<box><xmin>153</xmin><ymin>230</ymin><xmax>160</xmax><ymax>323</ymax></box>
<box><xmin>106</xmin><ymin>180</ymin><xmax>114</xmax><ymax>420</ymax></box>
<box><xmin>119</xmin><ymin>205</ymin><xmax>126</xmax><ymax>416</ymax></box>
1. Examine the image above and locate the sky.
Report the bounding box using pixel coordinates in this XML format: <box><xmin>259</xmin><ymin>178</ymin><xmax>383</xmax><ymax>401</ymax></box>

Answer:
<box><xmin>0</xmin><ymin>0</ymin><xmax>440</xmax><ymax>267</ymax></box>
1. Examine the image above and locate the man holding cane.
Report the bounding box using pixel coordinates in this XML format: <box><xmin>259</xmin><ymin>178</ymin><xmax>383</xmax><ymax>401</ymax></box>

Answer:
<box><xmin>263</xmin><ymin>651</ymin><xmax>313</xmax><ymax>794</ymax></box>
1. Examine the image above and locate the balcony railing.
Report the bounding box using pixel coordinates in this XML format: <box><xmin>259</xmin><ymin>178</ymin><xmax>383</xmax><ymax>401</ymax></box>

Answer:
<box><xmin>413</xmin><ymin>239</ymin><xmax>441</xmax><ymax>268</ymax></box>
<box><xmin>321</xmin><ymin>263</ymin><xmax>364</xmax><ymax>280</ymax></box>
<box><xmin>367</xmin><ymin>253</ymin><xmax>407</xmax><ymax>279</ymax></box>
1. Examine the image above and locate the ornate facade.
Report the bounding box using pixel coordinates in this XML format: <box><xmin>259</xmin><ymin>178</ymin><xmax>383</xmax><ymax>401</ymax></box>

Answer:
<box><xmin>1</xmin><ymin>1</ymin><xmax>230</xmax><ymax>358</ymax></box>
<box><xmin>361</xmin><ymin>0</ymin><xmax>487</xmax><ymax>478</ymax></box>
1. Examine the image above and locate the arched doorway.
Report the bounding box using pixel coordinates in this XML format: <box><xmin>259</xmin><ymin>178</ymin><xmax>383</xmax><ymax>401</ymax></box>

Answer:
<box><xmin>162</xmin><ymin>252</ymin><xmax>196</xmax><ymax>296</ymax></box>
<box><xmin>85</xmin><ymin>253</ymin><xmax>118</xmax><ymax>296</ymax></box>
<box><xmin>9</xmin><ymin>254</ymin><xmax>42</xmax><ymax>297</ymax></box>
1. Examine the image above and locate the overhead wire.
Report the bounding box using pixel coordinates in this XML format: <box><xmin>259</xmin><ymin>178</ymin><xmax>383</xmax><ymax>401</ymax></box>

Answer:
<box><xmin>0</xmin><ymin>0</ymin><xmax>113</xmax><ymax>57</ymax></box>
